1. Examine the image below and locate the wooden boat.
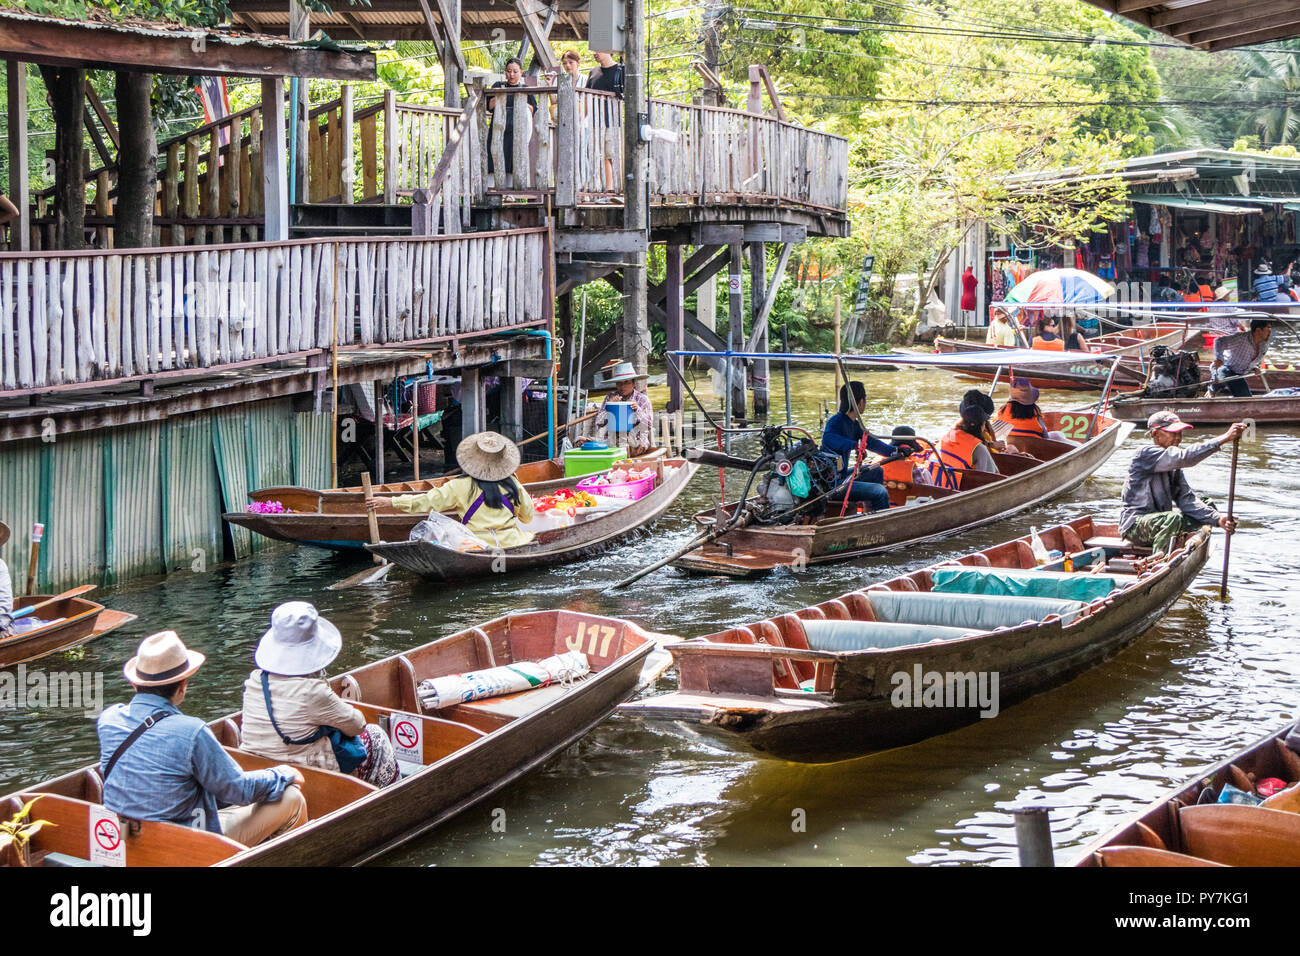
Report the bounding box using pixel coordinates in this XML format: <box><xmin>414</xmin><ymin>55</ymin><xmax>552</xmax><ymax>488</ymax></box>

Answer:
<box><xmin>1073</xmin><ymin>724</ymin><xmax>1300</xmax><ymax>867</ymax></box>
<box><xmin>624</xmin><ymin>517</ymin><xmax>1210</xmax><ymax>764</ymax></box>
<box><xmin>1</xmin><ymin>610</ymin><xmax>675</xmax><ymax>867</ymax></box>
<box><xmin>223</xmin><ymin>449</ymin><xmax>667</xmax><ymax>551</ymax></box>
<box><xmin>1109</xmin><ymin>393</ymin><xmax>1300</xmax><ymax>426</ymax></box>
<box><xmin>368</xmin><ymin>457</ymin><xmax>700</xmax><ymax>581</ymax></box>
<box><xmin>673</xmin><ymin>411</ymin><xmax>1132</xmax><ymax>577</ymax></box>
<box><xmin>937</xmin><ymin>322</ymin><xmax>1202</xmax><ymax>360</ymax></box>
<box><xmin>0</xmin><ymin>592</ymin><xmax>136</xmax><ymax>669</ymax></box>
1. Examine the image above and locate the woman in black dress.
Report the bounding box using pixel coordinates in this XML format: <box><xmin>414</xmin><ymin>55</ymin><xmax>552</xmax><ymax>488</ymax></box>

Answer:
<box><xmin>488</xmin><ymin>57</ymin><xmax>537</xmax><ymax>177</ymax></box>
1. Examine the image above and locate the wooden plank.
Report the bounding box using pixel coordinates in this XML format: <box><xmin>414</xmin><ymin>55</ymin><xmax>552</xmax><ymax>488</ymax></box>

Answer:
<box><xmin>433</xmin><ymin>0</ymin><xmax>467</xmax><ymax>73</ymax></box>
<box><xmin>101</xmin><ymin>256</ymin><xmax>118</xmax><ymax>378</ymax></box>
<box><xmin>227</xmin><ymin>119</ymin><xmax>243</xmax><ymax>243</ymax></box>
<box><xmin>0</xmin><ymin>261</ymin><xmax>11</xmax><ymax>388</ymax></box>
<box><xmin>48</xmin><ymin>260</ymin><xmax>64</xmax><ymax>383</ymax></box>
<box><xmin>207</xmin><ymin>131</ymin><xmax>223</xmax><ymax>243</ymax></box>
<box><xmin>229</xmin><ymin>247</ymin><xmax>245</xmax><ymax>362</ymax></box>
<box><xmin>383</xmin><ymin>89</ymin><xmax>397</xmax><ymax>204</ymax></box>
<box><xmin>274</xmin><ymin>245</ymin><xmax>290</xmax><ymax>354</ymax></box>
<box><xmin>181</xmin><ymin>252</ymin><xmax>196</xmax><ymax>366</ymax></box>
<box><xmin>143</xmin><ymin>255</ymin><xmax>159</xmax><ymax>373</ymax></box>
<box><xmin>340</xmin><ymin>86</ymin><xmax>355</xmax><ymax>204</ymax></box>
<box><xmin>248</xmin><ymin>109</ymin><xmax>264</xmax><ymax>219</ymax></box>
<box><xmin>131</xmin><ymin>256</ymin><xmax>148</xmax><ymax>374</ymax></box>
<box><xmin>59</xmin><ymin>257</ymin><xmax>75</xmax><ymax>381</ymax></box>
<box><xmin>357</xmin><ymin>242</ymin><xmax>373</xmax><ymax>345</ymax></box>
<box><xmin>30</xmin><ymin>260</ymin><xmax>46</xmax><ymax>385</ymax></box>
<box><xmin>193</xmin><ymin>250</ymin><xmax>210</xmax><ymax>366</ymax></box>
<box><xmin>254</xmin><ymin>247</ymin><xmax>269</xmax><ymax>357</ymax></box>
<box><xmin>158</xmin><ymin>253</ymin><xmax>173</xmax><ymax>370</ymax></box>
<box><xmin>360</xmin><ymin>113</ymin><xmax>378</xmax><ymax>199</ymax></box>
<box><xmin>215</xmin><ymin>248</ymin><xmax>231</xmax><ymax>363</ymax></box>
<box><xmin>183</xmin><ymin>136</ymin><xmax>200</xmax><ymax>244</ymax></box>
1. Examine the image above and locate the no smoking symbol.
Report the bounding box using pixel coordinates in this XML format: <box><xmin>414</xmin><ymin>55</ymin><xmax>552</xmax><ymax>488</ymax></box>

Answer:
<box><xmin>94</xmin><ymin>818</ymin><xmax>121</xmax><ymax>851</ymax></box>
<box><xmin>394</xmin><ymin>721</ymin><xmax>419</xmax><ymax>749</ymax></box>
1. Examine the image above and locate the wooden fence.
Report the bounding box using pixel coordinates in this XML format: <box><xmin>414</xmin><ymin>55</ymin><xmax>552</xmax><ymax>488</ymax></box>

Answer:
<box><xmin>0</xmin><ymin>228</ymin><xmax>547</xmax><ymax>394</ymax></box>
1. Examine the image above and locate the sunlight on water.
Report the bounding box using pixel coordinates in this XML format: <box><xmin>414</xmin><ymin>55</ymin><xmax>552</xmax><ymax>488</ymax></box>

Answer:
<box><xmin>6</xmin><ymin>347</ymin><xmax>1300</xmax><ymax>866</ymax></box>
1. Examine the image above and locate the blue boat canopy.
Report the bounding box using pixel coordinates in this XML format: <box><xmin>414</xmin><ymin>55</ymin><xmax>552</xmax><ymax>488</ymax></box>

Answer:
<box><xmin>669</xmin><ymin>349</ymin><xmax>1118</xmax><ymax>368</ymax></box>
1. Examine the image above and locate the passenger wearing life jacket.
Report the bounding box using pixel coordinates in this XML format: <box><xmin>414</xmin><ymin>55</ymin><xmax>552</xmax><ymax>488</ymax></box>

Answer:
<box><xmin>928</xmin><ymin>393</ymin><xmax>1001</xmax><ymax>487</ymax></box>
<box><xmin>995</xmin><ymin>378</ymin><xmax>1078</xmax><ymax>448</ymax></box>
<box><xmin>875</xmin><ymin>425</ymin><xmax>935</xmax><ymax>486</ymax></box>
<box><xmin>1031</xmin><ymin>315</ymin><xmax>1066</xmax><ymax>351</ymax></box>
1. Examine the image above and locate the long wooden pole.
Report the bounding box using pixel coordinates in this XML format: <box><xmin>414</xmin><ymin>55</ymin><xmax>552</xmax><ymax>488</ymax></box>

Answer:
<box><xmin>412</xmin><ymin>380</ymin><xmax>420</xmax><ymax>482</ymax></box>
<box><xmin>1220</xmin><ymin>435</ymin><xmax>1240</xmax><ymax>600</ymax></box>
<box><xmin>25</xmin><ymin>522</ymin><xmax>43</xmax><ymax>595</ymax></box>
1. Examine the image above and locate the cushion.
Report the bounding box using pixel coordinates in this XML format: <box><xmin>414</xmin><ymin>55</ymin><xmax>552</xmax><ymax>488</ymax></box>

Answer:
<box><xmin>930</xmin><ymin>567</ymin><xmax>1128</xmax><ymax>602</ymax></box>
<box><xmin>801</xmin><ymin>619</ymin><xmax>972</xmax><ymax>652</ymax></box>
<box><xmin>865</xmin><ymin>590</ymin><xmax>1088</xmax><ymax>629</ymax></box>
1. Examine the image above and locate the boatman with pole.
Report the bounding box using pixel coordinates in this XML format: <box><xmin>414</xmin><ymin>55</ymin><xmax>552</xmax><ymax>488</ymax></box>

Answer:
<box><xmin>1119</xmin><ymin>412</ymin><xmax>1246</xmax><ymax>554</ymax></box>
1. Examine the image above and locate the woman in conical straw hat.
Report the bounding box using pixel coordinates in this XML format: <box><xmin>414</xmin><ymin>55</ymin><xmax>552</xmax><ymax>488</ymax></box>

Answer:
<box><xmin>386</xmin><ymin>431</ymin><xmax>537</xmax><ymax>548</ymax></box>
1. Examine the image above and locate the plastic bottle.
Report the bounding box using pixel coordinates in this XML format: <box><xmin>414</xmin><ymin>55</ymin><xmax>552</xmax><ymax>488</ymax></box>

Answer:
<box><xmin>1029</xmin><ymin>526</ymin><xmax>1051</xmax><ymax>566</ymax></box>
<box><xmin>1063</xmin><ymin>554</ymin><xmax>1074</xmax><ymax>573</ymax></box>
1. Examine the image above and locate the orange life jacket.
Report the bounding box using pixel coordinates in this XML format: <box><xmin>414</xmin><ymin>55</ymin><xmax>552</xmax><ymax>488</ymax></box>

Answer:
<box><xmin>1032</xmin><ymin>335</ymin><xmax>1065</xmax><ymax>351</ymax></box>
<box><xmin>996</xmin><ymin>405</ymin><xmax>1047</xmax><ymax>440</ymax></box>
<box><xmin>926</xmin><ymin>428</ymin><xmax>982</xmax><ymax>489</ymax></box>
<box><xmin>880</xmin><ymin>457</ymin><xmax>919</xmax><ymax>483</ymax></box>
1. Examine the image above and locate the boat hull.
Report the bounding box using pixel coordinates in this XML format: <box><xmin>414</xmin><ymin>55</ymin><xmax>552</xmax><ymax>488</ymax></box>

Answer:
<box><xmin>0</xmin><ymin>596</ymin><xmax>136</xmax><ymax>669</ymax></box>
<box><xmin>368</xmin><ymin>460</ymin><xmax>699</xmax><ymax>580</ymax></box>
<box><xmin>675</xmin><ymin>419</ymin><xmax>1133</xmax><ymax>576</ymax></box>
<box><xmin>1110</xmin><ymin>394</ymin><xmax>1300</xmax><ymax>425</ymax></box>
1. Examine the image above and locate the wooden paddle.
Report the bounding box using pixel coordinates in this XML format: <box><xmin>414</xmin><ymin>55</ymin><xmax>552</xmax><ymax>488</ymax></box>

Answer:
<box><xmin>10</xmin><ymin>584</ymin><xmax>98</xmax><ymax>622</ymax></box>
<box><xmin>1220</xmin><ymin>433</ymin><xmax>1241</xmax><ymax>601</ymax></box>
<box><xmin>329</xmin><ymin>473</ymin><xmax>395</xmax><ymax>590</ymax></box>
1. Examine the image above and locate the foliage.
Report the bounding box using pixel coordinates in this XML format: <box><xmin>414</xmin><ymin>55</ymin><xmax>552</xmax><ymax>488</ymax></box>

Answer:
<box><xmin>1235</xmin><ymin>45</ymin><xmax>1300</xmax><ymax>147</ymax></box>
<box><xmin>0</xmin><ymin>798</ymin><xmax>52</xmax><ymax>866</ymax></box>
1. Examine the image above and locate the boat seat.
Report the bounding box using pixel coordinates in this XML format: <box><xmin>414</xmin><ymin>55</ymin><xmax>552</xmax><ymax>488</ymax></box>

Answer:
<box><xmin>1094</xmin><ymin>846</ymin><xmax>1226</xmax><ymax>868</ymax></box>
<box><xmin>1084</xmin><ymin>535</ymin><xmax>1152</xmax><ymax>555</ymax></box>
<box><xmin>930</xmin><ymin>566</ymin><xmax>1134</xmax><ymax>602</ymax></box>
<box><xmin>442</xmin><ymin>681</ymin><xmax>576</xmax><ymax>720</ymax></box>
<box><xmin>801</xmin><ymin>619</ymin><xmax>972</xmax><ymax>652</ymax></box>
<box><xmin>1179</xmin><ymin>803</ymin><xmax>1300</xmax><ymax>867</ymax></box>
<box><xmin>865</xmin><ymin>590</ymin><xmax>1088</xmax><ymax>630</ymax></box>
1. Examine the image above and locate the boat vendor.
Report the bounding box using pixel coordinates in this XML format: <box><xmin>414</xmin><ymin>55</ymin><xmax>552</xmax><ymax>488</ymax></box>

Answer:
<box><xmin>0</xmin><ymin>522</ymin><xmax>11</xmax><ymax>639</ymax></box>
<box><xmin>97</xmin><ymin>631</ymin><xmax>307</xmax><ymax>846</ymax></box>
<box><xmin>594</xmin><ymin>360</ymin><xmax>654</xmax><ymax>457</ymax></box>
<box><xmin>822</xmin><ymin>380</ymin><xmax>896</xmax><ymax>512</ymax></box>
<box><xmin>996</xmin><ymin>378</ymin><xmax>1074</xmax><ymax>447</ymax></box>
<box><xmin>240</xmin><ymin>602</ymin><xmax>399</xmax><ymax>788</ymax></box>
<box><xmin>986</xmin><ymin>309</ymin><xmax>1020</xmax><ymax>347</ymax></box>
<box><xmin>385</xmin><ymin>431</ymin><xmax>537</xmax><ymax>549</ymax></box>
<box><xmin>1211</xmin><ymin>319</ymin><xmax>1273</xmax><ymax>397</ymax></box>
<box><xmin>1119</xmin><ymin>412</ymin><xmax>1245</xmax><ymax>554</ymax></box>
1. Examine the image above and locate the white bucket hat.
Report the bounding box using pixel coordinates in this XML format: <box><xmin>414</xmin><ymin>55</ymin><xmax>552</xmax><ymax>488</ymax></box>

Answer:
<box><xmin>256</xmin><ymin>602</ymin><xmax>342</xmax><ymax>676</ymax></box>
<box><xmin>124</xmin><ymin>631</ymin><xmax>206</xmax><ymax>687</ymax></box>
<box><xmin>604</xmin><ymin>361</ymin><xmax>640</xmax><ymax>383</ymax></box>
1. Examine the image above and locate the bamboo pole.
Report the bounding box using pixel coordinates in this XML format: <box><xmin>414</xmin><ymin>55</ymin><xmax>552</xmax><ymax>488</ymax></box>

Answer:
<box><xmin>1220</xmin><ymin>435</ymin><xmax>1240</xmax><ymax>600</ymax></box>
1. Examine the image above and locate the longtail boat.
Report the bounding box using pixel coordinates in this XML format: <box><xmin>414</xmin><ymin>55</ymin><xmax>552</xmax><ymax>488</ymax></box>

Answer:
<box><xmin>1073</xmin><ymin>725</ymin><xmax>1300</xmax><ymax>867</ymax></box>
<box><xmin>1109</xmin><ymin>393</ymin><xmax>1300</xmax><ymax>426</ymax></box>
<box><xmin>936</xmin><ymin>322</ymin><xmax>1201</xmax><ymax>360</ymax></box>
<box><xmin>674</xmin><ymin>410</ymin><xmax>1131</xmax><ymax>576</ymax></box>
<box><xmin>367</xmin><ymin>457</ymin><xmax>699</xmax><ymax>581</ymax></box>
<box><xmin>623</xmin><ymin>517</ymin><xmax>1210</xmax><ymax>764</ymax></box>
<box><xmin>224</xmin><ymin>450</ymin><xmax>667</xmax><ymax>551</ymax></box>
<box><xmin>1</xmin><ymin>591</ymin><xmax>136</xmax><ymax>669</ymax></box>
<box><xmin>1</xmin><ymin>610</ymin><xmax>675</xmax><ymax>867</ymax></box>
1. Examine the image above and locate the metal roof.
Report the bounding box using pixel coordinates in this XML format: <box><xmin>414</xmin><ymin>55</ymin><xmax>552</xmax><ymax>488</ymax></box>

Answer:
<box><xmin>227</xmin><ymin>0</ymin><xmax>589</xmax><ymax>43</ymax></box>
<box><xmin>1081</xmin><ymin>0</ymin><xmax>1300</xmax><ymax>52</ymax></box>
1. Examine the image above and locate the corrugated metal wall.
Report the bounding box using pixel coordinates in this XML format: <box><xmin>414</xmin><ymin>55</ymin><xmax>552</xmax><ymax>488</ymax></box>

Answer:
<box><xmin>0</xmin><ymin>399</ymin><xmax>331</xmax><ymax>592</ymax></box>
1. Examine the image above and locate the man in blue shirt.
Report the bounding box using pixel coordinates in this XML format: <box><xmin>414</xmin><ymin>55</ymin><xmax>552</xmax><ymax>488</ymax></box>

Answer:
<box><xmin>97</xmin><ymin>630</ymin><xmax>306</xmax><ymax>846</ymax></box>
<box><xmin>821</xmin><ymin>380</ymin><xmax>896</xmax><ymax>512</ymax></box>
<box><xmin>1252</xmin><ymin>261</ymin><xmax>1294</xmax><ymax>302</ymax></box>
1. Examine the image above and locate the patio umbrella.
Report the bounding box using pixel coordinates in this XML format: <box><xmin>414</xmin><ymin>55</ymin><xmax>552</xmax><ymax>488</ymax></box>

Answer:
<box><xmin>1005</xmin><ymin>268</ymin><xmax>1115</xmax><ymax>306</ymax></box>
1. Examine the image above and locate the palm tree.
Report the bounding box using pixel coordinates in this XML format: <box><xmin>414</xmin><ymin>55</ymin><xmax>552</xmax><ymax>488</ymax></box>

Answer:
<box><xmin>1238</xmin><ymin>44</ymin><xmax>1300</xmax><ymax>147</ymax></box>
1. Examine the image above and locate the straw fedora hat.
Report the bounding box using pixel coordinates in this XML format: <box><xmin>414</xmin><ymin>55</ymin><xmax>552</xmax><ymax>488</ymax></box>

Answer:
<box><xmin>1255</xmin><ymin>263</ymin><xmax>1273</xmax><ymax>276</ymax></box>
<box><xmin>255</xmin><ymin>601</ymin><xmax>342</xmax><ymax>676</ymax></box>
<box><xmin>605</xmin><ymin>361</ymin><xmax>640</xmax><ymax>384</ymax></box>
<box><xmin>123</xmin><ymin>631</ymin><xmax>206</xmax><ymax>687</ymax></box>
<box><xmin>456</xmin><ymin>431</ymin><xmax>521</xmax><ymax>482</ymax></box>
<box><xmin>1214</xmin><ymin>285</ymin><xmax>1233</xmax><ymax>301</ymax></box>
<box><xmin>0</xmin><ymin>521</ymin><xmax>8</xmax><ymax>547</ymax></box>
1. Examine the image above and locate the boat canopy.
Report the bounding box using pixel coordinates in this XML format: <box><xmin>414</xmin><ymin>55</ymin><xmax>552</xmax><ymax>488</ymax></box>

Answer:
<box><xmin>669</xmin><ymin>349</ymin><xmax>1119</xmax><ymax>368</ymax></box>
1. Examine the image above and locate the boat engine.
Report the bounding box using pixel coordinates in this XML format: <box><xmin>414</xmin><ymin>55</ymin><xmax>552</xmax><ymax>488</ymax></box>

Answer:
<box><xmin>752</xmin><ymin>427</ymin><xmax>841</xmax><ymax>524</ymax></box>
<box><xmin>1145</xmin><ymin>345</ymin><xmax>1202</xmax><ymax>399</ymax></box>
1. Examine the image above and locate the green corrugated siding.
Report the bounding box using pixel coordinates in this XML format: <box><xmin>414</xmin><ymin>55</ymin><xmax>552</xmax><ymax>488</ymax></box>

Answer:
<box><xmin>0</xmin><ymin>438</ymin><xmax>46</xmax><ymax>596</ymax></box>
<box><xmin>104</xmin><ymin>422</ymin><xmax>164</xmax><ymax>585</ymax></box>
<box><xmin>294</xmin><ymin>410</ymin><xmax>332</xmax><ymax>489</ymax></box>
<box><xmin>212</xmin><ymin>408</ymin><xmax>254</xmax><ymax>560</ymax></box>
<box><xmin>162</xmin><ymin>414</ymin><xmax>223</xmax><ymax>573</ymax></box>
<box><xmin>42</xmin><ymin>431</ymin><xmax>106</xmax><ymax>589</ymax></box>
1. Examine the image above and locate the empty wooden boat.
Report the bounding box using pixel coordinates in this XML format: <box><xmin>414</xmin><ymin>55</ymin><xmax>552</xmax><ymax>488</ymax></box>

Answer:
<box><xmin>368</xmin><ymin>457</ymin><xmax>699</xmax><ymax>581</ymax></box>
<box><xmin>224</xmin><ymin>450</ymin><xmax>668</xmax><ymax>551</ymax></box>
<box><xmin>1</xmin><ymin>610</ymin><xmax>675</xmax><ymax>867</ymax></box>
<box><xmin>1109</xmin><ymin>393</ymin><xmax>1300</xmax><ymax>426</ymax></box>
<box><xmin>0</xmin><ymin>591</ymin><xmax>136</xmax><ymax>669</ymax></box>
<box><xmin>674</xmin><ymin>411</ymin><xmax>1132</xmax><ymax>577</ymax></box>
<box><xmin>624</xmin><ymin>517</ymin><xmax>1210</xmax><ymax>763</ymax></box>
<box><xmin>1073</xmin><ymin>724</ymin><xmax>1300</xmax><ymax>867</ymax></box>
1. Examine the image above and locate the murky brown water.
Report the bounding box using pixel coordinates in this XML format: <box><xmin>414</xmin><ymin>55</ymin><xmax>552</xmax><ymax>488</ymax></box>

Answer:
<box><xmin>5</xmin><ymin>348</ymin><xmax>1299</xmax><ymax>866</ymax></box>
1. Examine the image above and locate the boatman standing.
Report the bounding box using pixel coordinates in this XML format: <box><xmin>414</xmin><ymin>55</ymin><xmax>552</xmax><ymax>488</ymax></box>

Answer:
<box><xmin>1119</xmin><ymin>412</ymin><xmax>1246</xmax><ymax>554</ymax></box>
<box><xmin>1211</xmin><ymin>319</ymin><xmax>1273</xmax><ymax>397</ymax></box>
<box><xmin>0</xmin><ymin>521</ymin><xmax>11</xmax><ymax>638</ymax></box>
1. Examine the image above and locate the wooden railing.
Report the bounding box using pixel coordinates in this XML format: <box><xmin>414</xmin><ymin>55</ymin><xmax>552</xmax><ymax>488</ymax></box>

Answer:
<box><xmin>0</xmin><ymin>229</ymin><xmax>547</xmax><ymax>394</ymax></box>
<box><xmin>572</xmin><ymin>89</ymin><xmax>624</xmax><ymax>198</ymax></box>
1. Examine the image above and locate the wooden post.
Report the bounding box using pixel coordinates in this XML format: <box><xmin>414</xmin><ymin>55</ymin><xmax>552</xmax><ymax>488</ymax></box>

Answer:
<box><xmin>728</xmin><ymin>242</ymin><xmax>746</xmax><ymax>419</ymax></box>
<box><xmin>500</xmin><ymin>377</ymin><xmax>524</xmax><ymax>442</ymax></box>
<box><xmin>460</xmin><ymin>365</ymin><xmax>484</xmax><ymax>436</ymax></box>
<box><xmin>834</xmin><ymin>295</ymin><xmax>842</xmax><ymax>354</ymax></box>
<box><xmin>411</xmin><ymin>379</ymin><xmax>420</xmax><ymax>481</ymax></box>
<box><xmin>261</xmin><ymin>78</ymin><xmax>289</xmax><ymax>242</ymax></box>
<box><xmin>383</xmin><ymin>89</ymin><xmax>397</xmax><ymax>205</ymax></box>
<box><xmin>749</xmin><ymin>241</ymin><xmax>768</xmax><ymax>415</ymax></box>
<box><xmin>555</xmin><ymin>73</ymin><xmax>576</xmax><ymax>210</ymax></box>
<box><xmin>290</xmin><ymin>0</ymin><xmax>311</xmax><ymax>204</ymax></box>
<box><xmin>373</xmin><ymin>379</ymin><xmax>386</xmax><ymax>484</ymax></box>
<box><xmin>619</xmin><ymin>0</ymin><xmax>650</xmax><ymax>376</ymax></box>
<box><xmin>340</xmin><ymin>84</ymin><xmax>355</xmax><ymax>204</ymax></box>
<box><xmin>411</xmin><ymin>188</ymin><xmax>436</xmax><ymax>236</ymax></box>
<box><xmin>6</xmin><ymin>61</ymin><xmax>30</xmax><ymax>250</ymax></box>
<box><xmin>441</xmin><ymin>0</ymin><xmax>463</xmax><ymax>108</ymax></box>
<box><xmin>665</xmin><ymin>243</ymin><xmax>684</xmax><ymax>413</ymax></box>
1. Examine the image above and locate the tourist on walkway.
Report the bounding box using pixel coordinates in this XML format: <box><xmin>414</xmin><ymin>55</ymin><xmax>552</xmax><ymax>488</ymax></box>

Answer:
<box><xmin>487</xmin><ymin>57</ymin><xmax>537</xmax><ymax>181</ymax></box>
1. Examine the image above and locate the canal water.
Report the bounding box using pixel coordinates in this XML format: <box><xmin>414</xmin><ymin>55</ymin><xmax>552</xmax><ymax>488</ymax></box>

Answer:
<box><xmin>5</xmin><ymin>348</ymin><xmax>1300</xmax><ymax>866</ymax></box>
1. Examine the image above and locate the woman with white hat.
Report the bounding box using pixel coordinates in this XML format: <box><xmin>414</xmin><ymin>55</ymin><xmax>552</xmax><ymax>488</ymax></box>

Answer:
<box><xmin>595</xmin><ymin>360</ymin><xmax>654</xmax><ymax>457</ymax></box>
<box><xmin>0</xmin><ymin>521</ymin><xmax>12</xmax><ymax>638</ymax></box>
<box><xmin>240</xmin><ymin>602</ymin><xmax>399</xmax><ymax>787</ymax></box>
<box><xmin>385</xmin><ymin>431</ymin><xmax>536</xmax><ymax>549</ymax></box>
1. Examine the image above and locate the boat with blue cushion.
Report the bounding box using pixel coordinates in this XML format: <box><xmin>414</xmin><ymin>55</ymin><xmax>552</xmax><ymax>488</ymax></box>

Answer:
<box><xmin>622</xmin><ymin>517</ymin><xmax>1210</xmax><ymax>763</ymax></box>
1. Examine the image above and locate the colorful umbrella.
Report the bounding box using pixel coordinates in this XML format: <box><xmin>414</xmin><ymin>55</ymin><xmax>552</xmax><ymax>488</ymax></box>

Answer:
<box><xmin>1005</xmin><ymin>268</ymin><xmax>1115</xmax><ymax>306</ymax></box>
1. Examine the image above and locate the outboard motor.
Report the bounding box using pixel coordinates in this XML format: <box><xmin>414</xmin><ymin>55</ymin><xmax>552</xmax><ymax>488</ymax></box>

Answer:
<box><xmin>1146</xmin><ymin>345</ymin><xmax>1202</xmax><ymax>399</ymax></box>
<box><xmin>753</xmin><ymin>427</ymin><xmax>840</xmax><ymax>524</ymax></box>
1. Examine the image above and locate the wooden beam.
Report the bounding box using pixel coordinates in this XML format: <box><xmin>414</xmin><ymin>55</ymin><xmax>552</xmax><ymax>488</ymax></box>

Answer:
<box><xmin>553</xmin><ymin>229</ymin><xmax>646</xmax><ymax>254</ymax></box>
<box><xmin>1205</xmin><ymin>21</ymin><xmax>1300</xmax><ymax>49</ymax></box>
<box><xmin>513</xmin><ymin>0</ymin><xmax>559</xmax><ymax>71</ymax></box>
<box><xmin>1187</xmin><ymin>11</ymin><xmax>1300</xmax><ymax>45</ymax></box>
<box><xmin>0</xmin><ymin>11</ymin><xmax>376</xmax><ymax>80</ymax></box>
<box><xmin>260</xmin><ymin>77</ymin><xmax>288</xmax><ymax>241</ymax></box>
<box><xmin>83</xmin><ymin>79</ymin><xmax>119</xmax><ymax>148</ymax></box>
<box><xmin>426</xmin><ymin>87</ymin><xmax>482</xmax><ymax>207</ymax></box>
<box><xmin>6</xmin><ymin>60</ymin><xmax>29</xmax><ymax>250</ymax></box>
<box><xmin>664</xmin><ymin>244</ymin><xmax>684</xmax><ymax>413</ymax></box>
<box><xmin>756</xmin><ymin>65</ymin><xmax>785</xmax><ymax>123</ymax></box>
<box><xmin>230</xmin><ymin>0</ymin><xmax>588</xmax><ymax>11</ymax></box>
<box><xmin>433</xmin><ymin>0</ymin><xmax>467</xmax><ymax>74</ymax></box>
<box><xmin>415</xmin><ymin>0</ymin><xmax>448</xmax><ymax>61</ymax></box>
<box><xmin>82</xmin><ymin>105</ymin><xmax>113</xmax><ymax>168</ymax></box>
<box><xmin>1115</xmin><ymin>0</ymin><xmax>1165</xmax><ymax>14</ymax></box>
<box><xmin>1153</xmin><ymin>0</ymin><xmax>1239</xmax><ymax>28</ymax></box>
<box><xmin>745</xmin><ymin>241</ymin><xmax>792</xmax><ymax>352</ymax></box>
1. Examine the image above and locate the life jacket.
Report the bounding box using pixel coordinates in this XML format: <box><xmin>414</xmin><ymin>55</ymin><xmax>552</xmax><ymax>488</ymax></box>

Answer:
<box><xmin>996</xmin><ymin>405</ymin><xmax>1046</xmax><ymax>440</ymax></box>
<box><xmin>1032</xmin><ymin>335</ymin><xmax>1065</xmax><ymax>351</ymax></box>
<box><xmin>879</xmin><ymin>456</ymin><xmax>920</xmax><ymax>483</ymax></box>
<box><xmin>926</xmin><ymin>428</ymin><xmax>982</xmax><ymax>489</ymax></box>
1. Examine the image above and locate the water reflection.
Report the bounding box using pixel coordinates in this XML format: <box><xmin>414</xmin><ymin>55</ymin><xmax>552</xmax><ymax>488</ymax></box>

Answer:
<box><xmin>4</xmin><ymin>353</ymin><xmax>1299</xmax><ymax>866</ymax></box>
